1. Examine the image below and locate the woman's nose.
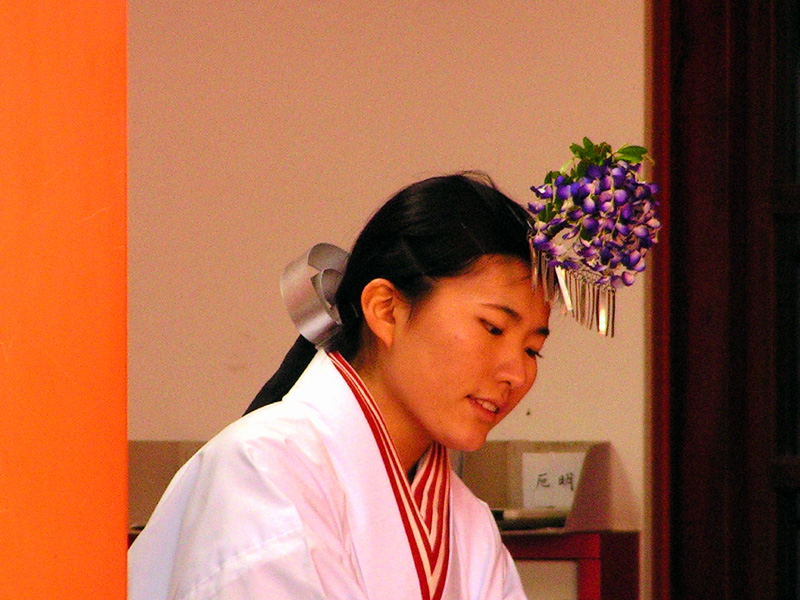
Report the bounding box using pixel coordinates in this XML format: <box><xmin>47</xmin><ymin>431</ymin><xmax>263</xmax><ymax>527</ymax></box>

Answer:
<box><xmin>496</xmin><ymin>350</ymin><xmax>529</xmax><ymax>390</ymax></box>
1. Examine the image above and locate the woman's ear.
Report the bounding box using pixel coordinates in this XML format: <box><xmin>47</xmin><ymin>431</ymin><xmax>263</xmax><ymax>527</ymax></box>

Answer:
<box><xmin>360</xmin><ymin>278</ymin><xmax>408</xmax><ymax>349</ymax></box>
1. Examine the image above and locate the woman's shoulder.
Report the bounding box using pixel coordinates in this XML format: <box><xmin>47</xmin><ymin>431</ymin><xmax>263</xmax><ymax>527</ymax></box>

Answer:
<box><xmin>190</xmin><ymin>350</ymin><xmax>362</xmax><ymax>503</ymax></box>
<box><xmin>200</xmin><ymin>399</ymin><xmax>332</xmax><ymax>485</ymax></box>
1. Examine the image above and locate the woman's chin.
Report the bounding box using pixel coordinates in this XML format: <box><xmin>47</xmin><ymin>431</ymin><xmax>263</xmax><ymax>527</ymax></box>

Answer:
<box><xmin>444</xmin><ymin>431</ymin><xmax>489</xmax><ymax>453</ymax></box>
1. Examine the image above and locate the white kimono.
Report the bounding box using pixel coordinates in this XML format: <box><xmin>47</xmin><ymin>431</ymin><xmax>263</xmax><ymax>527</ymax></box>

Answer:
<box><xmin>129</xmin><ymin>351</ymin><xmax>526</xmax><ymax>600</ymax></box>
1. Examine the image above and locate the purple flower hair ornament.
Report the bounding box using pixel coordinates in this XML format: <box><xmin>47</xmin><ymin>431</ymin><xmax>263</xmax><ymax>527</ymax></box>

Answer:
<box><xmin>527</xmin><ymin>138</ymin><xmax>661</xmax><ymax>336</ymax></box>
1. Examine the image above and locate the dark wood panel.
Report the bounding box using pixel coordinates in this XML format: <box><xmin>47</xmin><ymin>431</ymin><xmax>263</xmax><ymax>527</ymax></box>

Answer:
<box><xmin>648</xmin><ymin>0</ymin><xmax>674</xmax><ymax>594</ymax></box>
<box><xmin>773</xmin><ymin>185</ymin><xmax>800</xmax><ymax>214</ymax></box>
<box><xmin>772</xmin><ymin>456</ymin><xmax>800</xmax><ymax>490</ymax></box>
<box><xmin>650</xmin><ymin>0</ymin><xmax>781</xmax><ymax>598</ymax></box>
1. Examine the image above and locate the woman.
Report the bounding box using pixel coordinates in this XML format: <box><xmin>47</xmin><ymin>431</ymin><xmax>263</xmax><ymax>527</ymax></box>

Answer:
<box><xmin>129</xmin><ymin>173</ymin><xmax>551</xmax><ymax>600</ymax></box>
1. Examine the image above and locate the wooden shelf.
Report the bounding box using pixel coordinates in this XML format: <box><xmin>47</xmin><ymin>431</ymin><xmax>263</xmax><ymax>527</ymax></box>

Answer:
<box><xmin>502</xmin><ymin>530</ymin><xmax>639</xmax><ymax>600</ymax></box>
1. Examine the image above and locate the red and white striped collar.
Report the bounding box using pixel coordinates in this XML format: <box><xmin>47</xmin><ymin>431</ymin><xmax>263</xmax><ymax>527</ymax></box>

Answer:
<box><xmin>329</xmin><ymin>351</ymin><xmax>451</xmax><ymax>600</ymax></box>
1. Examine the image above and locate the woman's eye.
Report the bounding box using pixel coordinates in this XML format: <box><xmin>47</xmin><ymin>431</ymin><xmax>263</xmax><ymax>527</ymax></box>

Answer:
<box><xmin>482</xmin><ymin>320</ymin><xmax>503</xmax><ymax>336</ymax></box>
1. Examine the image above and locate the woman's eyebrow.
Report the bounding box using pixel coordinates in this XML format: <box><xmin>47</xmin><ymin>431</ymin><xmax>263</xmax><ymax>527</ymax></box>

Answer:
<box><xmin>481</xmin><ymin>303</ymin><xmax>550</xmax><ymax>337</ymax></box>
<box><xmin>482</xmin><ymin>302</ymin><xmax>520</xmax><ymax>319</ymax></box>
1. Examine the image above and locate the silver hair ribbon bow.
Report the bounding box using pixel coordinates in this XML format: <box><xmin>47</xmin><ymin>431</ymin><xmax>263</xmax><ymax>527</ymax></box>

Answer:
<box><xmin>281</xmin><ymin>243</ymin><xmax>349</xmax><ymax>349</ymax></box>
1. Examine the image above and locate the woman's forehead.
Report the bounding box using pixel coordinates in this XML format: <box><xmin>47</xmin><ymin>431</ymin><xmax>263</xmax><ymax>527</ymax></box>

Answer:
<box><xmin>436</xmin><ymin>257</ymin><xmax>549</xmax><ymax>314</ymax></box>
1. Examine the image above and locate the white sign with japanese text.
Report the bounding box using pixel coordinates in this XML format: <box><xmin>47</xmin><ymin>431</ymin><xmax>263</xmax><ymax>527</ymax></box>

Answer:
<box><xmin>521</xmin><ymin>451</ymin><xmax>586</xmax><ymax>512</ymax></box>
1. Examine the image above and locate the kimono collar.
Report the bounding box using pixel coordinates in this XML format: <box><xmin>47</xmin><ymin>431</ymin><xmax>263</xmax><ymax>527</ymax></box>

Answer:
<box><xmin>329</xmin><ymin>351</ymin><xmax>451</xmax><ymax>600</ymax></box>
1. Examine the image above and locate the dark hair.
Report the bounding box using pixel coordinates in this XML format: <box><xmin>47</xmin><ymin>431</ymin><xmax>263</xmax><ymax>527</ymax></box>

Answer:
<box><xmin>245</xmin><ymin>172</ymin><xmax>532</xmax><ymax>414</ymax></box>
<box><xmin>332</xmin><ymin>172</ymin><xmax>533</xmax><ymax>358</ymax></box>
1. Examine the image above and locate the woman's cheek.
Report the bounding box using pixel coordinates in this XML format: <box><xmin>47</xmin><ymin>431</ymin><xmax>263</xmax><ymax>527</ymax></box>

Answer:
<box><xmin>527</xmin><ymin>364</ymin><xmax>538</xmax><ymax>388</ymax></box>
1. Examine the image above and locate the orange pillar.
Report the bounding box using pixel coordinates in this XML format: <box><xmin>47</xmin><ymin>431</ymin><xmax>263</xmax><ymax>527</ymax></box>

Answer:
<box><xmin>0</xmin><ymin>2</ymin><xmax>127</xmax><ymax>598</ymax></box>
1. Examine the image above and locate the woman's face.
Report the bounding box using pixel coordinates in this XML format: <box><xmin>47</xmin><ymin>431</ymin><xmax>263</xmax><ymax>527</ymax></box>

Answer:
<box><xmin>370</xmin><ymin>254</ymin><xmax>551</xmax><ymax>458</ymax></box>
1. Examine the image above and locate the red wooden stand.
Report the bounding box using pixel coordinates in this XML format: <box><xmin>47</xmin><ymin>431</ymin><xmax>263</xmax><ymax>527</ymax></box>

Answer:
<box><xmin>502</xmin><ymin>530</ymin><xmax>639</xmax><ymax>600</ymax></box>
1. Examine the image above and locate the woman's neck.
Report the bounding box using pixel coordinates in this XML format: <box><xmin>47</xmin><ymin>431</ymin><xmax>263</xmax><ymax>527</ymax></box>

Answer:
<box><xmin>351</xmin><ymin>355</ymin><xmax>432</xmax><ymax>474</ymax></box>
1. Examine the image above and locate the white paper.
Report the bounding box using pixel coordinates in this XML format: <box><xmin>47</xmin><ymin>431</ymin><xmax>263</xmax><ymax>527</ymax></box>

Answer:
<box><xmin>522</xmin><ymin>451</ymin><xmax>586</xmax><ymax>512</ymax></box>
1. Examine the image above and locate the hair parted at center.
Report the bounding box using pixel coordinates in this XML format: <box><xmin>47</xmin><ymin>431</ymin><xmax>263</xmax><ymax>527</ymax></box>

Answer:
<box><xmin>332</xmin><ymin>172</ymin><xmax>534</xmax><ymax>359</ymax></box>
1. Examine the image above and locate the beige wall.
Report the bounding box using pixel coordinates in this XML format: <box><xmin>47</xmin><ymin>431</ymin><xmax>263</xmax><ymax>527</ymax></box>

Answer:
<box><xmin>128</xmin><ymin>0</ymin><xmax>650</xmax><ymax>595</ymax></box>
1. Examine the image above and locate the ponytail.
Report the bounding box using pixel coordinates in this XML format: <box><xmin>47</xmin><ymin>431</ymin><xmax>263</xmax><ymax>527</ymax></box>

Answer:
<box><xmin>243</xmin><ymin>335</ymin><xmax>316</xmax><ymax>415</ymax></box>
